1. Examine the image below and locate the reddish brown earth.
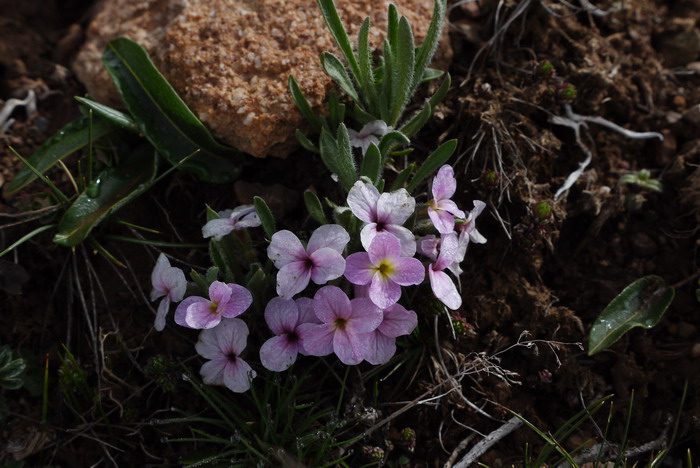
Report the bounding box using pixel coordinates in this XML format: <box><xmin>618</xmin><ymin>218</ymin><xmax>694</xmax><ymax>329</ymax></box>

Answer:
<box><xmin>1</xmin><ymin>0</ymin><xmax>699</xmax><ymax>466</ymax></box>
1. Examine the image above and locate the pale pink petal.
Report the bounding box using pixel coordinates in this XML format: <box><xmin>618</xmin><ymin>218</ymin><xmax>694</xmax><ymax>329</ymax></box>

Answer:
<box><xmin>428</xmin><ymin>206</ymin><xmax>455</xmax><ymax>234</ymax></box>
<box><xmin>208</xmin><ymin>281</ymin><xmax>232</xmax><ymax>305</ymax></box>
<box><xmin>344</xmin><ymin>252</ymin><xmax>375</xmax><ymax>285</ymax></box>
<box><xmin>376</xmin><ymin>189</ymin><xmax>415</xmax><ymax>225</ymax></box>
<box><xmin>347</xmin><ymin>181</ymin><xmax>380</xmax><ymax>223</ymax></box>
<box><xmin>265</xmin><ymin>298</ymin><xmax>299</xmax><ymax>334</ymax></box>
<box><xmin>174</xmin><ymin>296</ymin><xmax>204</xmax><ymax>327</ymax></box>
<box><xmin>307</xmin><ymin>224</ymin><xmax>350</xmax><ymax>254</ymax></box>
<box><xmin>313</xmin><ymin>286</ymin><xmax>352</xmax><ymax>322</ymax></box>
<box><xmin>162</xmin><ymin>267</ymin><xmax>186</xmax><ymax>302</ymax></box>
<box><xmin>296</xmin><ymin>297</ymin><xmax>320</xmax><ymax>324</ymax></box>
<box><xmin>218</xmin><ymin>284</ymin><xmax>253</xmax><ymax>318</ymax></box>
<box><xmin>309</xmin><ymin>248</ymin><xmax>346</xmax><ymax>285</ymax></box>
<box><xmin>432</xmin><ymin>165</ymin><xmax>457</xmax><ymax>201</ymax></box>
<box><xmin>388</xmin><ymin>257</ymin><xmax>425</xmax><ymax>286</ymax></box>
<box><xmin>364</xmin><ymin>331</ymin><xmax>396</xmax><ymax>365</ymax></box>
<box><xmin>359</xmin><ymin>223</ymin><xmax>379</xmax><ymax>252</ymax></box>
<box><xmin>417</xmin><ymin>235</ymin><xmax>439</xmax><ymax>261</ymax></box>
<box><xmin>296</xmin><ymin>322</ymin><xmax>321</xmax><ymax>355</ymax></box>
<box><xmin>223</xmin><ymin>358</ymin><xmax>255</xmax><ymax>393</ymax></box>
<box><xmin>359</xmin><ymin>120</ymin><xmax>390</xmax><ymax>137</ymax></box>
<box><xmin>429</xmin><ymin>267</ymin><xmax>462</xmax><ymax>310</ymax></box>
<box><xmin>302</xmin><ymin>323</ymin><xmax>336</xmax><ymax>356</ymax></box>
<box><xmin>268</xmin><ymin>230</ymin><xmax>306</xmax><ymax>268</ymax></box>
<box><xmin>202</xmin><ymin>218</ymin><xmax>235</xmax><ymax>240</ymax></box>
<box><xmin>435</xmin><ymin>233</ymin><xmax>460</xmax><ymax>271</ymax></box>
<box><xmin>469</xmin><ymin>228</ymin><xmax>487</xmax><ymax>244</ymax></box>
<box><xmin>379</xmin><ymin>304</ymin><xmax>417</xmax><ymax>337</ymax></box>
<box><xmin>368</xmin><ymin>232</ymin><xmax>401</xmax><ymax>264</ymax></box>
<box><xmin>382</xmin><ymin>224</ymin><xmax>417</xmax><ymax>257</ymax></box>
<box><xmin>195</xmin><ymin>328</ymin><xmax>223</xmax><ymax>360</ymax></box>
<box><xmin>200</xmin><ymin>358</ymin><xmax>226</xmax><ymax>386</ymax></box>
<box><xmin>276</xmin><ymin>261</ymin><xmax>312</xmax><ymax>299</ymax></box>
<box><xmin>437</xmin><ymin>199</ymin><xmax>466</xmax><ymax>219</ymax></box>
<box><xmin>150</xmin><ymin>253</ymin><xmax>171</xmax><ymax>300</ymax></box>
<box><xmin>185</xmin><ymin>300</ymin><xmax>221</xmax><ymax>329</ymax></box>
<box><xmin>347</xmin><ymin>298</ymin><xmax>383</xmax><ymax>334</ymax></box>
<box><xmin>219</xmin><ymin>318</ymin><xmax>249</xmax><ymax>355</ymax></box>
<box><xmin>154</xmin><ymin>297</ymin><xmax>170</xmax><ymax>331</ymax></box>
<box><xmin>333</xmin><ymin>329</ymin><xmax>366</xmax><ymax>365</ymax></box>
<box><xmin>370</xmin><ymin>274</ymin><xmax>401</xmax><ymax>309</ymax></box>
<box><xmin>260</xmin><ymin>335</ymin><xmax>299</xmax><ymax>371</ymax></box>
<box><xmin>354</xmin><ymin>283</ymin><xmax>371</xmax><ymax>298</ymax></box>
<box><xmin>471</xmin><ymin>200</ymin><xmax>486</xmax><ymax>217</ymax></box>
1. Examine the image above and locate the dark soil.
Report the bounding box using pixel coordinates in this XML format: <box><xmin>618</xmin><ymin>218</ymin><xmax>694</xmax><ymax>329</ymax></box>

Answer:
<box><xmin>1</xmin><ymin>0</ymin><xmax>699</xmax><ymax>466</ymax></box>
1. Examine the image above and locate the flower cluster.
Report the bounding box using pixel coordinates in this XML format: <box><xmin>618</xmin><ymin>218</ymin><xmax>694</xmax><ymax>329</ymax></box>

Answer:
<box><xmin>149</xmin><ymin>166</ymin><xmax>486</xmax><ymax>393</ymax></box>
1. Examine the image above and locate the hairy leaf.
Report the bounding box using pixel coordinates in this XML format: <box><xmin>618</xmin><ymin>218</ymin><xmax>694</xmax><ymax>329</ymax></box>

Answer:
<box><xmin>406</xmin><ymin>139</ymin><xmax>457</xmax><ymax>192</ymax></box>
<box><xmin>360</xmin><ymin>143</ymin><xmax>382</xmax><ymax>185</ymax></box>
<box><xmin>304</xmin><ymin>190</ymin><xmax>328</xmax><ymax>225</ymax></box>
<box><xmin>253</xmin><ymin>196</ymin><xmax>276</xmax><ymax>240</ymax></box>
<box><xmin>321</xmin><ymin>52</ymin><xmax>359</xmax><ymax>103</ymax></box>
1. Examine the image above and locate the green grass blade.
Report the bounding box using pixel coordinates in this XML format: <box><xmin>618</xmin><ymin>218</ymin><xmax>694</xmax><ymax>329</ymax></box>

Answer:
<box><xmin>0</xmin><ymin>224</ymin><xmax>56</xmax><ymax>258</ymax></box>
<box><xmin>6</xmin><ymin>146</ymin><xmax>70</xmax><ymax>204</ymax></box>
<box><xmin>4</xmin><ymin>116</ymin><xmax>114</xmax><ymax>196</ymax></box>
<box><xmin>102</xmin><ymin>37</ymin><xmax>244</xmax><ymax>183</ymax></box>
<box><xmin>53</xmin><ymin>144</ymin><xmax>157</xmax><ymax>247</ymax></box>
<box><xmin>406</xmin><ymin>139</ymin><xmax>457</xmax><ymax>192</ymax></box>
<box><xmin>75</xmin><ymin>96</ymin><xmax>138</xmax><ymax>132</ymax></box>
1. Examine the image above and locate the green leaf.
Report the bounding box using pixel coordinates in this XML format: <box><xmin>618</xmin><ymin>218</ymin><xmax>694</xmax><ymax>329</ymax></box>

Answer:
<box><xmin>75</xmin><ymin>96</ymin><xmax>138</xmax><ymax>132</ymax></box>
<box><xmin>387</xmin><ymin>4</ymin><xmax>399</xmax><ymax>55</ymax></box>
<box><xmin>253</xmin><ymin>196</ymin><xmax>276</xmax><ymax>239</ymax></box>
<box><xmin>53</xmin><ymin>145</ymin><xmax>158</xmax><ymax>247</ymax></box>
<box><xmin>406</xmin><ymin>139</ymin><xmax>457</xmax><ymax>192</ymax></box>
<box><xmin>0</xmin><ymin>346</ymin><xmax>27</xmax><ymax>391</ymax></box>
<box><xmin>388</xmin><ymin>17</ymin><xmax>415</xmax><ymax>126</ymax></box>
<box><xmin>295</xmin><ymin>129</ymin><xmax>320</xmax><ymax>154</ymax></box>
<box><xmin>304</xmin><ymin>190</ymin><xmax>328</xmax><ymax>225</ymax></box>
<box><xmin>327</xmin><ymin>92</ymin><xmax>346</xmax><ymax>131</ymax></box>
<box><xmin>335</xmin><ymin>124</ymin><xmax>359</xmax><ymax>191</ymax></box>
<box><xmin>420</xmin><ymin>67</ymin><xmax>444</xmax><ymax>84</ymax></box>
<box><xmin>398</xmin><ymin>73</ymin><xmax>450</xmax><ymax>137</ymax></box>
<box><xmin>4</xmin><ymin>115</ymin><xmax>114</xmax><ymax>196</ymax></box>
<box><xmin>389</xmin><ymin>163</ymin><xmax>415</xmax><ymax>191</ymax></box>
<box><xmin>378</xmin><ymin>130</ymin><xmax>411</xmax><ymax>157</ymax></box>
<box><xmin>321</xmin><ymin>52</ymin><xmax>359</xmax><ymax>103</ymax></box>
<box><xmin>360</xmin><ymin>143</ymin><xmax>382</xmax><ymax>184</ymax></box>
<box><xmin>356</xmin><ymin>17</ymin><xmax>377</xmax><ymax>111</ymax></box>
<box><xmin>316</xmin><ymin>0</ymin><xmax>361</xmax><ymax>82</ymax></box>
<box><xmin>289</xmin><ymin>76</ymin><xmax>322</xmax><ymax>133</ymax></box>
<box><xmin>588</xmin><ymin>275</ymin><xmax>675</xmax><ymax>355</ymax></box>
<box><xmin>102</xmin><ymin>38</ymin><xmax>243</xmax><ymax>183</ymax></box>
<box><xmin>412</xmin><ymin>0</ymin><xmax>447</xmax><ymax>93</ymax></box>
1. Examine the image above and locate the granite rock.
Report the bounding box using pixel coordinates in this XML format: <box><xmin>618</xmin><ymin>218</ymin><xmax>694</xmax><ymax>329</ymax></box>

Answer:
<box><xmin>73</xmin><ymin>0</ymin><xmax>450</xmax><ymax>157</ymax></box>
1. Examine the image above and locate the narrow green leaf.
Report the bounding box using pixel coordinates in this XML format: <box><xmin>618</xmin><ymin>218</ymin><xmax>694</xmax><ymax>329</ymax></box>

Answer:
<box><xmin>356</xmin><ymin>17</ymin><xmax>377</xmax><ymax>111</ymax></box>
<box><xmin>253</xmin><ymin>196</ymin><xmax>276</xmax><ymax>239</ymax></box>
<box><xmin>380</xmin><ymin>40</ymin><xmax>394</xmax><ymax>122</ymax></box>
<box><xmin>387</xmin><ymin>4</ymin><xmax>399</xmax><ymax>55</ymax></box>
<box><xmin>289</xmin><ymin>76</ymin><xmax>321</xmax><ymax>132</ymax></box>
<box><xmin>360</xmin><ymin>143</ymin><xmax>381</xmax><ymax>184</ymax></box>
<box><xmin>406</xmin><ymin>139</ymin><xmax>457</xmax><ymax>192</ymax></box>
<box><xmin>428</xmin><ymin>72</ymin><xmax>451</xmax><ymax>109</ymax></box>
<box><xmin>588</xmin><ymin>275</ymin><xmax>675</xmax><ymax>355</ymax></box>
<box><xmin>295</xmin><ymin>129</ymin><xmax>320</xmax><ymax>154</ymax></box>
<box><xmin>399</xmin><ymin>102</ymin><xmax>432</xmax><ymax>138</ymax></box>
<box><xmin>53</xmin><ymin>145</ymin><xmax>157</xmax><ymax>247</ymax></box>
<box><xmin>389</xmin><ymin>163</ymin><xmax>415</xmax><ymax>191</ymax></box>
<box><xmin>7</xmin><ymin>146</ymin><xmax>70</xmax><ymax>205</ymax></box>
<box><xmin>316</xmin><ymin>0</ymin><xmax>361</xmax><ymax>81</ymax></box>
<box><xmin>412</xmin><ymin>0</ymin><xmax>447</xmax><ymax>93</ymax></box>
<box><xmin>102</xmin><ymin>38</ymin><xmax>243</xmax><ymax>183</ymax></box>
<box><xmin>327</xmin><ymin>92</ymin><xmax>346</xmax><ymax>131</ymax></box>
<box><xmin>388</xmin><ymin>17</ymin><xmax>415</xmax><ymax>126</ymax></box>
<box><xmin>304</xmin><ymin>190</ymin><xmax>328</xmax><ymax>225</ymax></box>
<box><xmin>378</xmin><ymin>130</ymin><xmax>411</xmax><ymax>157</ymax></box>
<box><xmin>420</xmin><ymin>67</ymin><xmax>444</xmax><ymax>84</ymax></box>
<box><xmin>335</xmin><ymin>123</ymin><xmax>359</xmax><ymax>191</ymax></box>
<box><xmin>0</xmin><ymin>224</ymin><xmax>56</xmax><ymax>258</ymax></box>
<box><xmin>321</xmin><ymin>52</ymin><xmax>359</xmax><ymax>102</ymax></box>
<box><xmin>4</xmin><ymin>115</ymin><xmax>114</xmax><ymax>196</ymax></box>
<box><xmin>75</xmin><ymin>96</ymin><xmax>138</xmax><ymax>132</ymax></box>
<box><xmin>319</xmin><ymin>129</ymin><xmax>340</xmax><ymax>177</ymax></box>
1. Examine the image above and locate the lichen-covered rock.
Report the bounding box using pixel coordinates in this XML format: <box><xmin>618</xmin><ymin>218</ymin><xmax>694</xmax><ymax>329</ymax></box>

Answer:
<box><xmin>73</xmin><ymin>0</ymin><xmax>450</xmax><ymax>158</ymax></box>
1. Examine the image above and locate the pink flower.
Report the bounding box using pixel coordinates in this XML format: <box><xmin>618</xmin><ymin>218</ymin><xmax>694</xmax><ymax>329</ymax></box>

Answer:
<box><xmin>451</xmin><ymin>200</ymin><xmax>487</xmax><ymax>276</ymax></box>
<box><xmin>174</xmin><ymin>281</ymin><xmax>253</xmax><ymax>329</ymax></box>
<box><xmin>347</xmin><ymin>181</ymin><xmax>416</xmax><ymax>256</ymax></box>
<box><xmin>202</xmin><ymin>205</ymin><xmax>261</xmax><ymax>240</ymax></box>
<box><xmin>428</xmin><ymin>165</ymin><xmax>466</xmax><ymax>234</ymax></box>
<box><xmin>428</xmin><ymin>233</ymin><xmax>462</xmax><ymax>310</ymax></box>
<box><xmin>345</xmin><ymin>232</ymin><xmax>425</xmax><ymax>309</ymax></box>
<box><xmin>347</xmin><ymin>120</ymin><xmax>392</xmax><ymax>155</ymax></box>
<box><xmin>195</xmin><ymin>318</ymin><xmax>256</xmax><ymax>393</ymax></box>
<box><xmin>150</xmin><ymin>253</ymin><xmax>187</xmax><ymax>331</ymax></box>
<box><xmin>267</xmin><ymin>225</ymin><xmax>350</xmax><ymax>299</ymax></box>
<box><xmin>303</xmin><ymin>286</ymin><xmax>383</xmax><ymax>365</ymax></box>
<box><xmin>365</xmin><ymin>303</ymin><xmax>418</xmax><ymax>365</ymax></box>
<box><xmin>259</xmin><ymin>297</ymin><xmax>321</xmax><ymax>371</ymax></box>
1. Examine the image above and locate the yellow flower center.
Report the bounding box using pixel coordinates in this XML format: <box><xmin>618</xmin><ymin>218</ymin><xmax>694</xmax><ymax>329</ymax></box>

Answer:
<box><xmin>375</xmin><ymin>260</ymin><xmax>395</xmax><ymax>278</ymax></box>
<box><xmin>209</xmin><ymin>302</ymin><xmax>220</xmax><ymax>314</ymax></box>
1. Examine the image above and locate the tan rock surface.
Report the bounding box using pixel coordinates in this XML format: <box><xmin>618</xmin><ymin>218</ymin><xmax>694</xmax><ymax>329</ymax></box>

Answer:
<box><xmin>73</xmin><ymin>0</ymin><xmax>449</xmax><ymax>158</ymax></box>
